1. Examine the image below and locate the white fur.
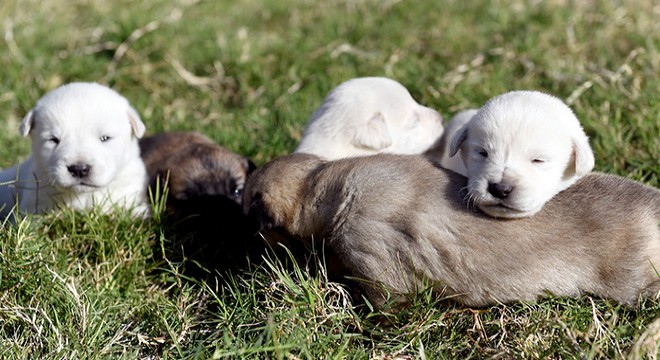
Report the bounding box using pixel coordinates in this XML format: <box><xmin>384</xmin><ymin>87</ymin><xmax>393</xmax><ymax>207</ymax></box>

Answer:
<box><xmin>294</xmin><ymin>77</ymin><xmax>444</xmax><ymax>159</ymax></box>
<box><xmin>448</xmin><ymin>91</ymin><xmax>594</xmax><ymax>218</ymax></box>
<box><xmin>0</xmin><ymin>82</ymin><xmax>150</xmax><ymax>221</ymax></box>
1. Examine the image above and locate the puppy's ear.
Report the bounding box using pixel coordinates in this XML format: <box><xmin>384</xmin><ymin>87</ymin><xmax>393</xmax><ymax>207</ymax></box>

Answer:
<box><xmin>449</xmin><ymin>126</ymin><xmax>468</xmax><ymax>157</ymax></box>
<box><xmin>127</xmin><ymin>106</ymin><xmax>146</xmax><ymax>138</ymax></box>
<box><xmin>19</xmin><ymin>110</ymin><xmax>35</xmax><ymax>137</ymax></box>
<box><xmin>245</xmin><ymin>159</ymin><xmax>257</xmax><ymax>176</ymax></box>
<box><xmin>353</xmin><ymin>112</ymin><xmax>392</xmax><ymax>150</ymax></box>
<box><xmin>572</xmin><ymin>134</ymin><xmax>595</xmax><ymax>176</ymax></box>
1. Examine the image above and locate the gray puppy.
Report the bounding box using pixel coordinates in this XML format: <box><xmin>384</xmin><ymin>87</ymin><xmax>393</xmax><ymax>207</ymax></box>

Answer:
<box><xmin>244</xmin><ymin>153</ymin><xmax>660</xmax><ymax>309</ymax></box>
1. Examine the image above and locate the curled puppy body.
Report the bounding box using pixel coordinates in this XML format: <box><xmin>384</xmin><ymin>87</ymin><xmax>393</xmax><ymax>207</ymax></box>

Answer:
<box><xmin>447</xmin><ymin>91</ymin><xmax>595</xmax><ymax>219</ymax></box>
<box><xmin>0</xmin><ymin>82</ymin><xmax>149</xmax><ymax>221</ymax></box>
<box><xmin>294</xmin><ymin>77</ymin><xmax>444</xmax><ymax>160</ymax></box>
<box><xmin>139</xmin><ymin>131</ymin><xmax>258</xmax><ymax>275</ymax></box>
<box><xmin>244</xmin><ymin>153</ymin><xmax>660</xmax><ymax>309</ymax></box>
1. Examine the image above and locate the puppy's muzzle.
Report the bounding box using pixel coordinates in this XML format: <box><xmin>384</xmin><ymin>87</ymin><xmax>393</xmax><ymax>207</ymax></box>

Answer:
<box><xmin>67</xmin><ymin>163</ymin><xmax>92</xmax><ymax>178</ymax></box>
<box><xmin>487</xmin><ymin>182</ymin><xmax>513</xmax><ymax>199</ymax></box>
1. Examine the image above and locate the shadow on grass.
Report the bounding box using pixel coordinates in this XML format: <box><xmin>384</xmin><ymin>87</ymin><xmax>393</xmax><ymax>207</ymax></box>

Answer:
<box><xmin>151</xmin><ymin>194</ymin><xmax>267</xmax><ymax>281</ymax></box>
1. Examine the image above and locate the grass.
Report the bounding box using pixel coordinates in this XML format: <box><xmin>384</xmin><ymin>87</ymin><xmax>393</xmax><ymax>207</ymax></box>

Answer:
<box><xmin>1</xmin><ymin>0</ymin><xmax>659</xmax><ymax>358</ymax></box>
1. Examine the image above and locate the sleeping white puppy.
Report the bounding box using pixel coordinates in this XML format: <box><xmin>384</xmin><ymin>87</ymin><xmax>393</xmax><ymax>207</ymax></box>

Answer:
<box><xmin>0</xmin><ymin>82</ymin><xmax>150</xmax><ymax>221</ymax></box>
<box><xmin>447</xmin><ymin>91</ymin><xmax>594</xmax><ymax>219</ymax></box>
<box><xmin>294</xmin><ymin>77</ymin><xmax>444</xmax><ymax>159</ymax></box>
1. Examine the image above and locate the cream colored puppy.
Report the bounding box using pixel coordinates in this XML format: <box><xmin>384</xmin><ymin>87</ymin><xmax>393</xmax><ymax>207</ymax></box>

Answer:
<box><xmin>0</xmin><ymin>82</ymin><xmax>150</xmax><ymax>221</ymax></box>
<box><xmin>447</xmin><ymin>91</ymin><xmax>594</xmax><ymax>218</ymax></box>
<box><xmin>244</xmin><ymin>154</ymin><xmax>660</xmax><ymax>309</ymax></box>
<box><xmin>294</xmin><ymin>77</ymin><xmax>444</xmax><ymax>159</ymax></box>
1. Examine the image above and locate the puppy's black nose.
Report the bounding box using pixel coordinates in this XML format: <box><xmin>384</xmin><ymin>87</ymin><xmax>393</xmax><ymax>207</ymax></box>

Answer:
<box><xmin>488</xmin><ymin>182</ymin><xmax>513</xmax><ymax>199</ymax></box>
<box><xmin>67</xmin><ymin>164</ymin><xmax>91</xmax><ymax>178</ymax></box>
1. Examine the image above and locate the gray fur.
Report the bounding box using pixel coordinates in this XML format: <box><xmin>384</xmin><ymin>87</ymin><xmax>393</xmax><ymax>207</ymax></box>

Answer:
<box><xmin>244</xmin><ymin>153</ymin><xmax>660</xmax><ymax>308</ymax></box>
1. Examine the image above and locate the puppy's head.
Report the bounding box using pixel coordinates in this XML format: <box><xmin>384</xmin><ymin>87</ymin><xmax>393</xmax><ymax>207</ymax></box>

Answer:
<box><xmin>243</xmin><ymin>153</ymin><xmax>323</xmax><ymax>235</ymax></box>
<box><xmin>21</xmin><ymin>82</ymin><xmax>145</xmax><ymax>192</ymax></box>
<box><xmin>170</xmin><ymin>147</ymin><xmax>254</xmax><ymax>205</ymax></box>
<box><xmin>449</xmin><ymin>91</ymin><xmax>594</xmax><ymax>218</ymax></box>
<box><xmin>296</xmin><ymin>77</ymin><xmax>444</xmax><ymax>159</ymax></box>
<box><xmin>142</xmin><ymin>132</ymin><xmax>255</xmax><ymax>205</ymax></box>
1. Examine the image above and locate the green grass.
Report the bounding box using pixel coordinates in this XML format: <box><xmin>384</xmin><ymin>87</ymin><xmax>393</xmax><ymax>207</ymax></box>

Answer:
<box><xmin>1</xmin><ymin>0</ymin><xmax>659</xmax><ymax>358</ymax></box>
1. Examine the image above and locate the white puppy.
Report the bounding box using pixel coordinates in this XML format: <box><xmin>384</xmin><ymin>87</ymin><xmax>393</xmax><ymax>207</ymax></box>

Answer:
<box><xmin>294</xmin><ymin>77</ymin><xmax>444</xmax><ymax>159</ymax></box>
<box><xmin>447</xmin><ymin>91</ymin><xmax>594</xmax><ymax>218</ymax></box>
<box><xmin>0</xmin><ymin>82</ymin><xmax>150</xmax><ymax>221</ymax></box>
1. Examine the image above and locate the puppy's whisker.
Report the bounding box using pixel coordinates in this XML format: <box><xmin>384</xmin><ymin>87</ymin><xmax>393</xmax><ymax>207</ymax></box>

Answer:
<box><xmin>458</xmin><ymin>185</ymin><xmax>470</xmax><ymax>198</ymax></box>
<box><xmin>462</xmin><ymin>193</ymin><xmax>472</xmax><ymax>209</ymax></box>
<box><xmin>460</xmin><ymin>187</ymin><xmax>480</xmax><ymax>211</ymax></box>
<box><xmin>464</xmin><ymin>193</ymin><xmax>479</xmax><ymax>211</ymax></box>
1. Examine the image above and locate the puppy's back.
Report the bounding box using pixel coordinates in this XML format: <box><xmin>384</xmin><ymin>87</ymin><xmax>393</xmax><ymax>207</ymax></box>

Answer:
<box><xmin>306</xmin><ymin>155</ymin><xmax>660</xmax><ymax>307</ymax></box>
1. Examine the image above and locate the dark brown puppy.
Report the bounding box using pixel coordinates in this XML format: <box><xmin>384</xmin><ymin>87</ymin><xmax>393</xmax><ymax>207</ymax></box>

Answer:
<box><xmin>243</xmin><ymin>153</ymin><xmax>660</xmax><ymax>309</ymax></box>
<box><xmin>140</xmin><ymin>131</ymin><xmax>254</xmax><ymax>204</ymax></box>
<box><xmin>140</xmin><ymin>131</ymin><xmax>258</xmax><ymax>275</ymax></box>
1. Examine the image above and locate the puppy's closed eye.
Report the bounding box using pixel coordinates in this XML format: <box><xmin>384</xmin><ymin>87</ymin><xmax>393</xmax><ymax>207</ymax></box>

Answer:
<box><xmin>49</xmin><ymin>136</ymin><xmax>60</xmax><ymax>145</ymax></box>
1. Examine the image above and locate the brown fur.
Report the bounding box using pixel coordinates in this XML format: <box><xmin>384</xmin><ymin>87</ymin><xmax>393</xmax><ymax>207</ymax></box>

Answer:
<box><xmin>244</xmin><ymin>153</ymin><xmax>660</xmax><ymax>308</ymax></box>
<box><xmin>140</xmin><ymin>131</ymin><xmax>254</xmax><ymax>204</ymax></box>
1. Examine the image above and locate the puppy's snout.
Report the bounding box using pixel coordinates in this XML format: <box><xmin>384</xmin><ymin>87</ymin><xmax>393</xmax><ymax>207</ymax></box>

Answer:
<box><xmin>488</xmin><ymin>182</ymin><xmax>513</xmax><ymax>199</ymax></box>
<box><xmin>245</xmin><ymin>192</ymin><xmax>276</xmax><ymax>231</ymax></box>
<box><xmin>67</xmin><ymin>163</ymin><xmax>91</xmax><ymax>178</ymax></box>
